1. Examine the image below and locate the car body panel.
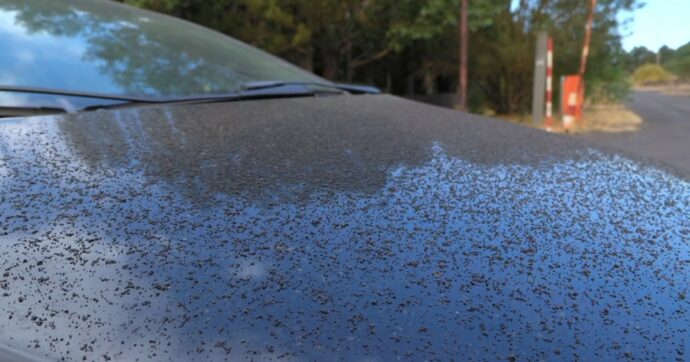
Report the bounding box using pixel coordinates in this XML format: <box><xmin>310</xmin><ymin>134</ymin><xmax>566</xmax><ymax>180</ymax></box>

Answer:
<box><xmin>0</xmin><ymin>95</ymin><xmax>688</xmax><ymax>361</ymax></box>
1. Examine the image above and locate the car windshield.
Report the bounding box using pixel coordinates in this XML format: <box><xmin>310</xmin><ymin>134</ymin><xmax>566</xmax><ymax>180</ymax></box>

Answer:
<box><xmin>0</xmin><ymin>0</ymin><xmax>326</xmax><ymax>104</ymax></box>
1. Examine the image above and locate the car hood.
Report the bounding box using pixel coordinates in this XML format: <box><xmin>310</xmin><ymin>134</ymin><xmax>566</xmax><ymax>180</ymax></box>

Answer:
<box><xmin>0</xmin><ymin>95</ymin><xmax>688</xmax><ymax>361</ymax></box>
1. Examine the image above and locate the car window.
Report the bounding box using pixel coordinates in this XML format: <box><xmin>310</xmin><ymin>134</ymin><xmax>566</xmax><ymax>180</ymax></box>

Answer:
<box><xmin>0</xmin><ymin>0</ymin><xmax>325</xmax><ymax>100</ymax></box>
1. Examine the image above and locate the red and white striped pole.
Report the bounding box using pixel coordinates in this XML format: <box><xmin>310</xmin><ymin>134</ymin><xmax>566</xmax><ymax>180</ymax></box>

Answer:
<box><xmin>545</xmin><ymin>37</ymin><xmax>554</xmax><ymax>130</ymax></box>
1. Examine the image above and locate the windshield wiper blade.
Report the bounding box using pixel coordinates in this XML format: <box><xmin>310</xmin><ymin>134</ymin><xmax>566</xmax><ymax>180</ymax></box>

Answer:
<box><xmin>0</xmin><ymin>82</ymin><xmax>380</xmax><ymax>114</ymax></box>
<box><xmin>87</xmin><ymin>82</ymin><xmax>358</xmax><ymax>110</ymax></box>
<box><xmin>0</xmin><ymin>105</ymin><xmax>69</xmax><ymax>118</ymax></box>
<box><xmin>83</xmin><ymin>88</ymin><xmax>321</xmax><ymax>111</ymax></box>
<box><xmin>0</xmin><ymin>85</ymin><xmax>245</xmax><ymax>112</ymax></box>
<box><xmin>0</xmin><ymin>82</ymin><xmax>378</xmax><ymax>104</ymax></box>
<box><xmin>0</xmin><ymin>85</ymin><xmax>250</xmax><ymax>105</ymax></box>
<box><xmin>241</xmin><ymin>81</ymin><xmax>342</xmax><ymax>92</ymax></box>
<box><xmin>0</xmin><ymin>85</ymin><xmax>161</xmax><ymax>103</ymax></box>
<box><xmin>84</xmin><ymin>88</ymin><xmax>325</xmax><ymax>111</ymax></box>
<box><xmin>241</xmin><ymin>81</ymin><xmax>380</xmax><ymax>94</ymax></box>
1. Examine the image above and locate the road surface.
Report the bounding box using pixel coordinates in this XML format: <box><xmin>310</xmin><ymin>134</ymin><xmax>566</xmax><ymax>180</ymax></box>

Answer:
<box><xmin>582</xmin><ymin>91</ymin><xmax>690</xmax><ymax>174</ymax></box>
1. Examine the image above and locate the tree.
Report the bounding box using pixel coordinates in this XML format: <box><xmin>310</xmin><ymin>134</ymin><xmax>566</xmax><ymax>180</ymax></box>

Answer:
<box><xmin>664</xmin><ymin>42</ymin><xmax>690</xmax><ymax>80</ymax></box>
<box><xmin>658</xmin><ymin>45</ymin><xmax>675</xmax><ymax>64</ymax></box>
<box><xmin>628</xmin><ymin>46</ymin><xmax>656</xmax><ymax>71</ymax></box>
<box><xmin>458</xmin><ymin>0</ymin><xmax>468</xmax><ymax>111</ymax></box>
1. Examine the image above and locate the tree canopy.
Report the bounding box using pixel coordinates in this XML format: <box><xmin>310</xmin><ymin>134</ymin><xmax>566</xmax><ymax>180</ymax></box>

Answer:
<box><xmin>662</xmin><ymin>42</ymin><xmax>690</xmax><ymax>80</ymax></box>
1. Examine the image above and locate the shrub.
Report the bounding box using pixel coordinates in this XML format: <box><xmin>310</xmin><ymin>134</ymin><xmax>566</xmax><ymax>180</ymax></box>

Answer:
<box><xmin>586</xmin><ymin>66</ymin><xmax>632</xmax><ymax>104</ymax></box>
<box><xmin>631</xmin><ymin>64</ymin><xmax>676</xmax><ymax>85</ymax></box>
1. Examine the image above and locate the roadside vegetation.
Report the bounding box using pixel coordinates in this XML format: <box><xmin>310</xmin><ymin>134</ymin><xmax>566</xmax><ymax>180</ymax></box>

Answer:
<box><xmin>118</xmin><ymin>0</ymin><xmax>639</xmax><ymax>115</ymax></box>
<box><xmin>631</xmin><ymin>64</ymin><xmax>676</xmax><ymax>86</ymax></box>
<box><xmin>115</xmin><ymin>0</ymin><xmax>689</xmax><ymax>124</ymax></box>
<box><xmin>628</xmin><ymin>42</ymin><xmax>690</xmax><ymax>96</ymax></box>
<box><xmin>664</xmin><ymin>43</ymin><xmax>690</xmax><ymax>80</ymax></box>
<box><xmin>630</xmin><ymin>42</ymin><xmax>690</xmax><ymax>81</ymax></box>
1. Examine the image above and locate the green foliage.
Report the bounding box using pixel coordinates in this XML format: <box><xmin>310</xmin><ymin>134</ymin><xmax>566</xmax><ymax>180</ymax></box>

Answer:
<box><xmin>626</xmin><ymin>46</ymin><xmax>656</xmax><ymax>72</ymax></box>
<box><xmin>588</xmin><ymin>68</ymin><xmax>631</xmax><ymax>103</ymax></box>
<box><xmin>664</xmin><ymin>42</ymin><xmax>690</xmax><ymax>80</ymax></box>
<box><xmin>658</xmin><ymin>45</ymin><xmax>675</xmax><ymax>64</ymax></box>
<box><xmin>387</xmin><ymin>0</ymin><xmax>503</xmax><ymax>51</ymax></box>
<box><xmin>631</xmin><ymin>64</ymin><xmax>676</xmax><ymax>85</ymax></box>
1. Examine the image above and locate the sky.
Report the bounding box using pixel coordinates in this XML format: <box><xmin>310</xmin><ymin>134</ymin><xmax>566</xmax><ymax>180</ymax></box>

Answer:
<box><xmin>508</xmin><ymin>0</ymin><xmax>689</xmax><ymax>52</ymax></box>
<box><xmin>618</xmin><ymin>0</ymin><xmax>690</xmax><ymax>51</ymax></box>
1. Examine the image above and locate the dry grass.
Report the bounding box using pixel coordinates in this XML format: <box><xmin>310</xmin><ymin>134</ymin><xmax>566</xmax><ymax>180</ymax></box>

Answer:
<box><xmin>494</xmin><ymin>103</ymin><xmax>643</xmax><ymax>134</ymax></box>
<box><xmin>575</xmin><ymin>104</ymin><xmax>643</xmax><ymax>133</ymax></box>
<box><xmin>493</xmin><ymin>113</ymin><xmax>531</xmax><ymax>124</ymax></box>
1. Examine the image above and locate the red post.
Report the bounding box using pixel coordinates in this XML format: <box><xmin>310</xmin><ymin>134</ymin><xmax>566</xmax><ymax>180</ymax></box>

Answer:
<box><xmin>545</xmin><ymin>37</ymin><xmax>554</xmax><ymax>130</ymax></box>
<box><xmin>577</xmin><ymin>0</ymin><xmax>596</xmax><ymax>124</ymax></box>
<box><xmin>562</xmin><ymin>75</ymin><xmax>583</xmax><ymax>130</ymax></box>
<box><xmin>579</xmin><ymin>0</ymin><xmax>596</xmax><ymax>76</ymax></box>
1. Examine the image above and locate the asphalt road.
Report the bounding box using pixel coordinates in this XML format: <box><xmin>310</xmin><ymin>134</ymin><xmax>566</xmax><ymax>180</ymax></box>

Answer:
<box><xmin>582</xmin><ymin>91</ymin><xmax>690</xmax><ymax>174</ymax></box>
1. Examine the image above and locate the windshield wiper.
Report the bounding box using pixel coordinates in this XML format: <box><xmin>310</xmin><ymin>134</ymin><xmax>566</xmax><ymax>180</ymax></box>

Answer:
<box><xmin>83</xmin><ymin>84</ymin><xmax>328</xmax><ymax>111</ymax></box>
<box><xmin>0</xmin><ymin>81</ymin><xmax>380</xmax><ymax>114</ymax></box>
<box><xmin>0</xmin><ymin>85</ymin><xmax>161</xmax><ymax>103</ymax></box>
<box><xmin>241</xmin><ymin>81</ymin><xmax>380</xmax><ymax>94</ymax></box>
<box><xmin>0</xmin><ymin>105</ymin><xmax>69</xmax><ymax>118</ymax></box>
<box><xmin>0</xmin><ymin>85</ymin><xmax>247</xmax><ymax>113</ymax></box>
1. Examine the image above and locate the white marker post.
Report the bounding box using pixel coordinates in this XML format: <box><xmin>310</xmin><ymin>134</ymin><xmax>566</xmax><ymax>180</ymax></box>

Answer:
<box><xmin>545</xmin><ymin>37</ymin><xmax>554</xmax><ymax>131</ymax></box>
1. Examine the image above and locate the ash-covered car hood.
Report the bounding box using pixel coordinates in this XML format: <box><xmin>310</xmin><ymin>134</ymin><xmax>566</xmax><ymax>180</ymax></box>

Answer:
<box><xmin>0</xmin><ymin>95</ymin><xmax>688</xmax><ymax>361</ymax></box>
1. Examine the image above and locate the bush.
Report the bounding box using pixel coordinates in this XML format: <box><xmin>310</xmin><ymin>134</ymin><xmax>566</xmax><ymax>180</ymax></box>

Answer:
<box><xmin>631</xmin><ymin>64</ymin><xmax>676</xmax><ymax>85</ymax></box>
<box><xmin>586</xmin><ymin>66</ymin><xmax>632</xmax><ymax>104</ymax></box>
<box><xmin>588</xmin><ymin>77</ymin><xmax>632</xmax><ymax>104</ymax></box>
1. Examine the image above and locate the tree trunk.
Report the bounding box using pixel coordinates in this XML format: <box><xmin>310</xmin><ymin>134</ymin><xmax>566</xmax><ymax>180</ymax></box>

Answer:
<box><xmin>302</xmin><ymin>46</ymin><xmax>314</xmax><ymax>72</ymax></box>
<box><xmin>423</xmin><ymin>70</ymin><xmax>436</xmax><ymax>95</ymax></box>
<box><xmin>406</xmin><ymin>74</ymin><xmax>416</xmax><ymax>95</ymax></box>
<box><xmin>457</xmin><ymin>0</ymin><xmax>468</xmax><ymax>111</ymax></box>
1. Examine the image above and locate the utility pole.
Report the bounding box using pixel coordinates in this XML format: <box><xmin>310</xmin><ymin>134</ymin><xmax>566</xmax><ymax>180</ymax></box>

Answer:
<box><xmin>532</xmin><ymin>32</ymin><xmax>548</xmax><ymax>126</ymax></box>
<box><xmin>457</xmin><ymin>0</ymin><xmax>468</xmax><ymax>111</ymax></box>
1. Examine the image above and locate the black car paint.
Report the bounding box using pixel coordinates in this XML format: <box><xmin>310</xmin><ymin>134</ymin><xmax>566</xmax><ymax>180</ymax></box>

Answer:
<box><xmin>0</xmin><ymin>95</ymin><xmax>688</xmax><ymax>361</ymax></box>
